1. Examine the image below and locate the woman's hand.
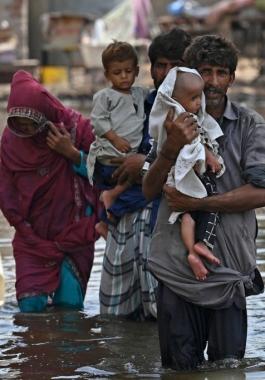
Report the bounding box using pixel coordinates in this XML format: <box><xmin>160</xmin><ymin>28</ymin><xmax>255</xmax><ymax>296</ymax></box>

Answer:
<box><xmin>46</xmin><ymin>123</ymin><xmax>81</xmax><ymax>164</ymax></box>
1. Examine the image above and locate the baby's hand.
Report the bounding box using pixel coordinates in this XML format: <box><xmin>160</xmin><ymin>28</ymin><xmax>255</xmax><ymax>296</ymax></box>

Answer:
<box><xmin>112</xmin><ymin>136</ymin><xmax>131</xmax><ymax>153</ymax></box>
<box><xmin>206</xmin><ymin>149</ymin><xmax>222</xmax><ymax>173</ymax></box>
<box><xmin>208</xmin><ymin>160</ymin><xmax>222</xmax><ymax>174</ymax></box>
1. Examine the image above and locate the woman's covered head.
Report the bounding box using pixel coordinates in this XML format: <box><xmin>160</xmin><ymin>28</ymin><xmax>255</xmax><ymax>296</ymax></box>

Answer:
<box><xmin>7</xmin><ymin>70</ymin><xmax>69</xmax><ymax>137</ymax></box>
<box><xmin>7</xmin><ymin>114</ymin><xmax>47</xmax><ymax>138</ymax></box>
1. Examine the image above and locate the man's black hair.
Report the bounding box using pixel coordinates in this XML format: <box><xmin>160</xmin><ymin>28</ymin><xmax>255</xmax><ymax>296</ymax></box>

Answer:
<box><xmin>184</xmin><ymin>34</ymin><xmax>239</xmax><ymax>73</ymax></box>
<box><xmin>148</xmin><ymin>28</ymin><xmax>191</xmax><ymax>66</ymax></box>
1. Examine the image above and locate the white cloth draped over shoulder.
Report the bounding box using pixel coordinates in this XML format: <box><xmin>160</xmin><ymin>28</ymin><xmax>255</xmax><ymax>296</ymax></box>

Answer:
<box><xmin>149</xmin><ymin>66</ymin><xmax>224</xmax><ymax>223</ymax></box>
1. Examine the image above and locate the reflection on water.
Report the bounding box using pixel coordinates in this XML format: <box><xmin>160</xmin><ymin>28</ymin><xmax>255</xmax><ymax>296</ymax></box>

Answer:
<box><xmin>1</xmin><ymin>214</ymin><xmax>265</xmax><ymax>380</ymax></box>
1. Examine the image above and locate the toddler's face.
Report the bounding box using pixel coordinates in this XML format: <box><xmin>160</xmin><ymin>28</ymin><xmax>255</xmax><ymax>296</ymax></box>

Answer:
<box><xmin>105</xmin><ymin>59</ymin><xmax>139</xmax><ymax>93</ymax></box>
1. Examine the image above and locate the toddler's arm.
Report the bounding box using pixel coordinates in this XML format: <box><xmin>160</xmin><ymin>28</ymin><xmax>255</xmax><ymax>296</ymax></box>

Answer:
<box><xmin>102</xmin><ymin>130</ymin><xmax>131</xmax><ymax>153</ymax></box>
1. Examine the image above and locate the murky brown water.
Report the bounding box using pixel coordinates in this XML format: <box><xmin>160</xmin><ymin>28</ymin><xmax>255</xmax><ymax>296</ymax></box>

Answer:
<box><xmin>1</xmin><ymin>84</ymin><xmax>265</xmax><ymax>379</ymax></box>
<box><xmin>1</xmin><ymin>213</ymin><xmax>265</xmax><ymax>380</ymax></box>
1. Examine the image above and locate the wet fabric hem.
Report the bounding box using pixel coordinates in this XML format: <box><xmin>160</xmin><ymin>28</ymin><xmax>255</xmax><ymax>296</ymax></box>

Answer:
<box><xmin>64</xmin><ymin>256</ymin><xmax>86</xmax><ymax>295</ymax></box>
<box><xmin>18</xmin><ymin>291</ymin><xmax>48</xmax><ymax>300</ymax></box>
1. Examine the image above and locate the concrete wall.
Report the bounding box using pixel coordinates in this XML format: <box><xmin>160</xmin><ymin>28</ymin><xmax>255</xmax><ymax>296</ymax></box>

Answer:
<box><xmin>0</xmin><ymin>0</ymin><xmax>28</xmax><ymax>59</ymax></box>
<box><xmin>28</xmin><ymin>0</ymin><xmax>123</xmax><ymax>63</ymax></box>
<box><xmin>28</xmin><ymin>0</ymin><xmax>48</xmax><ymax>60</ymax></box>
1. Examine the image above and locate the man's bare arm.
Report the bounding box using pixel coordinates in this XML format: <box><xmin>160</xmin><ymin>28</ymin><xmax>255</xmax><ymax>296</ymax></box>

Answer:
<box><xmin>164</xmin><ymin>183</ymin><xmax>265</xmax><ymax>213</ymax></box>
<box><xmin>143</xmin><ymin>110</ymin><xmax>199</xmax><ymax>200</ymax></box>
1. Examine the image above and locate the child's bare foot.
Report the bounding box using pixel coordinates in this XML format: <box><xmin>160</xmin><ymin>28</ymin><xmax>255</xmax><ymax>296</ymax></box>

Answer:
<box><xmin>194</xmin><ymin>241</ymin><xmax>220</xmax><ymax>266</ymax></box>
<box><xmin>95</xmin><ymin>221</ymin><xmax>108</xmax><ymax>240</ymax></box>
<box><xmin>188</xmin><ymin>252</ymin><xmax>208</xmax><ymax>281</ymax></box>
<box><xmin>101</xmin><ymin>190</ymin><xmax>115</xmax><ymax>211</ymax></box>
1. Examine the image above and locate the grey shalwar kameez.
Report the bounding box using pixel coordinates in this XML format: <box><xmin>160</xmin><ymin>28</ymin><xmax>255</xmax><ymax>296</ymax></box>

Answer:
<box><xmin>148</xmin><ymin>100</ymin><xmax>265</xmax><ymax>368</ymax></box>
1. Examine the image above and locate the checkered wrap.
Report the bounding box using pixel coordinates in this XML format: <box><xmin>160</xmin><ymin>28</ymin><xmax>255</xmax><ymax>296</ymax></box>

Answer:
<box><xmin>99</xmin><ymin>203</ymin><xmax>157</xmax><ymax>319</ymax></box>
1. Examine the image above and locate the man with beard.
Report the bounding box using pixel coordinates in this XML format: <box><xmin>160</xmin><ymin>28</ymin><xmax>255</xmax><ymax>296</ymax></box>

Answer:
<box><xmin>46</xmin><ymin>28</ymin><xmax>194</xmax><ymax>319</ymax></box>
<box><xmin>143</xmin><ymin>34</ymin><xmax>265</xmax><ymax>369</ymax></box>
<box><xmin>99</xmin><ymin>28</ymin><xmax>193</xmax><ymax>319</ymax></box>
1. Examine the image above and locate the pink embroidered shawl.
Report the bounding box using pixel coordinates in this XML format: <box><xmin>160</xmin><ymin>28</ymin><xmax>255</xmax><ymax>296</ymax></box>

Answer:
<box><xmin>0</xmin><ymin>70</ymin><xmax>100</xmax><ymax>299</ymax></box>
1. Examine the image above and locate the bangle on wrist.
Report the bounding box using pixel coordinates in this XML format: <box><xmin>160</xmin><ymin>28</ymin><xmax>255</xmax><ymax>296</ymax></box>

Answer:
<box><xmin>159</xmin><ymin>150</ymin><xmax>176</xmax><ymax>162</ymax></box>
<box><xmin>73</xmin><ymin>150</ymin><xmax>83</xmax><ymax>168</ymax></box>
<box><xmin>79</xmin><ymin>150</ymin><xmax>84</xmax><ymax>166</ymax></box>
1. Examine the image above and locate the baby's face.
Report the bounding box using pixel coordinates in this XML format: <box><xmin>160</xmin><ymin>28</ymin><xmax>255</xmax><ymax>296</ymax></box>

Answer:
<box><xmin>172</xmin><ymin>75</ymin><xmax>204</xmax><ymax>114</ymax></box>
<box><xmin>174</xmin><ymin>89</ymin><xmax>202</xmax><ymax>114</ymax></box>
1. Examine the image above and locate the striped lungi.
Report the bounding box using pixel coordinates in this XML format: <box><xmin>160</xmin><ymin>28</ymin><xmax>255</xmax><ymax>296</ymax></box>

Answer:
<box><xmin>99</xmin><ymin>202</ymin><xmax>157</xmax><ymax>319</ymax></box>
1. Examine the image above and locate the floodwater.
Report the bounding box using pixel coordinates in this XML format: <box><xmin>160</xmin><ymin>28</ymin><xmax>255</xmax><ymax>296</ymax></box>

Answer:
<box><xmin>1</xmin><ymin>213</ymin><xmax>265</xmax><ymax>380</ymax></box>
<box><xmin>1</xmin><ymin>79</ymin><xmax>265</xmax><ymax>380</ymax></box>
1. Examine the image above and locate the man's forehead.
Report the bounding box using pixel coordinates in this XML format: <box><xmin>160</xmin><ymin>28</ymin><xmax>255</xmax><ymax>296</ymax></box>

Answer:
<box><xmin>155</xmin><ymin>57</ymin><xmax>182</xmax><ymax>65</ymax></box>
<box><xmin>197</xmin><ymin>63</ymin><xmax>230</xmax><ymax>72</ymax></box>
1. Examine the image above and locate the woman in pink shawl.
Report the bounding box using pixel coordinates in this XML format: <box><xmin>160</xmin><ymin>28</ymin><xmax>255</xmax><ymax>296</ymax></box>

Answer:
<box><xmin>0</xmin><ymin>70</ymin><xmax>100</xmax><ymax>312</ymax></box>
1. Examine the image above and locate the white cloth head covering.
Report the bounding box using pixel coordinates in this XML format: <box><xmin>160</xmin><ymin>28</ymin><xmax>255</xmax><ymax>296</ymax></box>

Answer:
<box><xmin>149</xmin><ymin>66</ymin><xmax>223</xmax><ymax>151</ymax></box>
<box><xmin>148</xmin><ymin>66</ymin><xmax>224</xmax><ymax>223</ymax></box>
